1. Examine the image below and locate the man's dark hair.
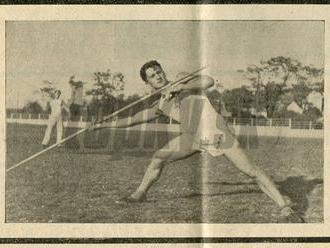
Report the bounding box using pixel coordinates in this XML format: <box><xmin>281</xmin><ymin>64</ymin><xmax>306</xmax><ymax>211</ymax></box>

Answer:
<box><xmin>140</xmin><ymin>60</ymin><xmax>162</xmax><ymax>83</ymax></box>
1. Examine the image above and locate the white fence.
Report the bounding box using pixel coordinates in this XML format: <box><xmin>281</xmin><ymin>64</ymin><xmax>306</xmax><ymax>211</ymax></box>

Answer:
<box><xmin>6</xmin><ymin>112</ymin><xmax>323</xmax><ymax>129</ymax></box>
<box><xmin>6</xmin><ymin>113</ymin><xmax>323</xmax><ymax>139</ymax></box>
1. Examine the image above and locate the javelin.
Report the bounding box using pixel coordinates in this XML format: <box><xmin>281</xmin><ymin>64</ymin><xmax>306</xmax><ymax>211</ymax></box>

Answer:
<box><xmin>6</xmin><ymin>65</ymin><xmax>208</xmax><ymax>173</ymax></box>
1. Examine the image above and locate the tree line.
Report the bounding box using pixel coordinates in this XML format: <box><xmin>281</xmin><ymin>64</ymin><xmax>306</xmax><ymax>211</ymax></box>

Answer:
<box><xmin>220</xmin><ymin>56</ymin><xmax>324</xmax><ymax>121</ymax></box>
<box><xmin>9</xmin><ymin>56</ymin><xmax>324</xmax><ymax>123</ymax></box>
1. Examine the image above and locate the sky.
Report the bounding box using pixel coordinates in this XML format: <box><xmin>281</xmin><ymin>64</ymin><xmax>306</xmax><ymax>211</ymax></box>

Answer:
<box><xmin>6</xmin><ymin>21</ymin><xmax>324</xmax><ymax>108</ymax></box>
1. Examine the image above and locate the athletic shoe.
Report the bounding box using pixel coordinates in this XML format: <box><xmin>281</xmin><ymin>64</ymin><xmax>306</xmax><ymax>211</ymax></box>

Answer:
<box><xmin>278</xmin><ymin>206</ymin><xmax>305</xmax><ymax>223</ymax></box>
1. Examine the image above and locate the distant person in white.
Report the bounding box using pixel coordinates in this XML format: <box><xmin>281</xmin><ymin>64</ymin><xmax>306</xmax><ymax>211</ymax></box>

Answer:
<box><xmin>42</xmin><ymin>90</ymin><xmax>70</xmax><ymax>148</ymax></box>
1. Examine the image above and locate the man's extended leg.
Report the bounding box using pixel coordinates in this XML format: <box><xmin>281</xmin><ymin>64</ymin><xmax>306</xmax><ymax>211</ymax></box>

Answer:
<box><xmin>224</xmin><ymin>146</ymin><xmax>304</xmax><ymax>222</ymax></box>
<box><xmin>128</xmin><ymin>134</ymin><xmax>199</xmax><ymax>201</ymax></box>
<box><xmin>224</xmin><ymin>147</ymin><xmax>286</xmax><ymax>207</ymax></box>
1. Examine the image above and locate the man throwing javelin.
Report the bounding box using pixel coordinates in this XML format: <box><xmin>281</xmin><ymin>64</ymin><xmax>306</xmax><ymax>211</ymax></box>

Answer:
<box><xmin>92</xmin><ymin>60</ymin><xmax>304</xmax><ymax>223</ymax></box>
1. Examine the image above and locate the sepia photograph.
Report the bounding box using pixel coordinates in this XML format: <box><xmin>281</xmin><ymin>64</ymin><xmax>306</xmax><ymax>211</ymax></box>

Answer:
<box><xmin>5</xmin><ymin>20</ymin><xmax>324</xmax><ymax>225</ymax></box>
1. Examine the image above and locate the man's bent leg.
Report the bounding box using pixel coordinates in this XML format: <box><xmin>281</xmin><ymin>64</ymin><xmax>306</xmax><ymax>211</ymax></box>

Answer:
<box><xmin>224</xmin><ymin>147</ymin><xmax>286</xmax><ymax>208</ymax></box>
<box><xmin>129</xmin><ymin>134</ymin><xmax>199</xmax><ymax>201</ymax></box>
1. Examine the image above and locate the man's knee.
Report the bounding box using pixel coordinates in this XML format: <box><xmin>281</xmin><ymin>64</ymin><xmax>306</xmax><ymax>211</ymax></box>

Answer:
<box><xmin>153</xmin><ymin>149</ymin><xmax>176</xmax><ymax>162</ymax></box>
<box><xmin>149</xmin><ymin>157</ymin><xmax>165</xmax><ymax>168</ymax></box>
<box><xmin>152</xmin><ymin>150</ymin><xmax>169</xmax><ymax>162</ymax></box>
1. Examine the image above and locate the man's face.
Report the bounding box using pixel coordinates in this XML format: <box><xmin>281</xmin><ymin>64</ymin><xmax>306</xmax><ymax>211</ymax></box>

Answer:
<box><xmin>145</xmin><ymin>66</ymin><xmax>168</xmax><ymax>89</ymax></box>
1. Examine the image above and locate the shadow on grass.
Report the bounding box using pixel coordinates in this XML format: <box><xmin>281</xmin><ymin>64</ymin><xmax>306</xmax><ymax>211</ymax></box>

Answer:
<box><xmin>184</xmin><ymin>176</ymin><xmax>323</xmax><ymax>215</ymax></box>
<box><xmin>277</xmin><ymin>176</ymin><xmax>323</xmax><ymax>215</ymax></box>
<box><xmin>182</xmin><ymin>189</ymin><xmax>261</xmax><ymax>198</ymax></box>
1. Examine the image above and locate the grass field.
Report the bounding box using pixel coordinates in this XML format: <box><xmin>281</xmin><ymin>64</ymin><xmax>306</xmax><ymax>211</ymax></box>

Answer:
<box><xmin>6</xmin><ymin>123</ymin><xmax>323</xmax><ymax>223</ymax></box>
